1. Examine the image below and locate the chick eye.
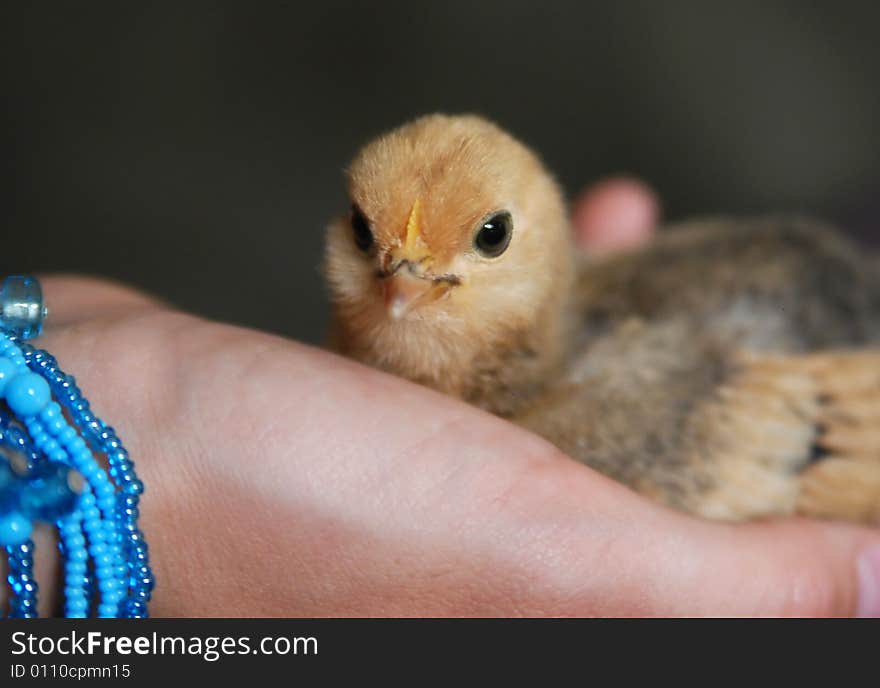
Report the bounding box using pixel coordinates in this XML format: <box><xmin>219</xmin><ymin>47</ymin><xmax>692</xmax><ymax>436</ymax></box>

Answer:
<box><xmin>474</xmin><ymin>212</ymin><xmax>513</xmax><ymax>258</ymax></box>
<box><xmin>350</xmin><ymin>205</ymin><xmax>374</xmax><ymax>252</ymax></box>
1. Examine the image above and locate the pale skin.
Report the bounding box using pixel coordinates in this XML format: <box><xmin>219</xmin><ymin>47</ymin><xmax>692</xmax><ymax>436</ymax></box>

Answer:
<box><xmin>7</xmin><ymin>179</ymin><xmax>880</xmax><ymax>616</ymax></box>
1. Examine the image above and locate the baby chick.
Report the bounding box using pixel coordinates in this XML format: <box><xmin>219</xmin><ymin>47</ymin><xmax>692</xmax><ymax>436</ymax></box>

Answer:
<box><xmin>324</xmin><ymin>114</ymin><xmax>880</xmax><ymax>524</ymax></box>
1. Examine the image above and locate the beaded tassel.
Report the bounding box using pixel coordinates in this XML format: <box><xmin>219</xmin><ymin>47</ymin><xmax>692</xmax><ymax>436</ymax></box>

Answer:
<box><xmin>0</xmin><ymin>275</ymin><xmax>153</xmax><ymax>617</ymax></box>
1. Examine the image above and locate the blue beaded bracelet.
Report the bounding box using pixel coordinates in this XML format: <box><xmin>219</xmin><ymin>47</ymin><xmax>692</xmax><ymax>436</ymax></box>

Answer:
<box><xmin>0</xmin><ymin>275</ymin><xmax>153</xmax><ymax>617</ymax></box>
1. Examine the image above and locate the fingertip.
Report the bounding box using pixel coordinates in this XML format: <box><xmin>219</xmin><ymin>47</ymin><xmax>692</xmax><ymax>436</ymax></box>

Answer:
<box><xmin>572</xmin><ymin>177</ymin><xmax>659</xmax><ymax>254</ymax></box>
<box><xmin>856</xmin><ymin>544</ymin><xmax>880</xmax><ymax>617</ymax></box>
<box><xmin>719</xmin><ymin>518</ymin><xmax>880</xmax><ymax>617</ymax></box>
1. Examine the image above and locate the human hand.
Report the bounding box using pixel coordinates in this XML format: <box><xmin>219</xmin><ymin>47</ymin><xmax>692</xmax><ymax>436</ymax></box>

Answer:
<box><xmin>19</xmin><ymin>180</ymin><xmax>880</xmax><ymax>617</ymax></box>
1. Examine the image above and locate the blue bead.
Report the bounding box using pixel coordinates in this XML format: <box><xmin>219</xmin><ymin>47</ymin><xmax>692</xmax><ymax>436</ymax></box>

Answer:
<box><xmin>124</xmin><ymin>479</ymin><xmax>144</xmax><ymax>496</ymax></box>
<box><xmin>98</xmin><ymin>578</ymin><xmax>119</xmax><ymax>593</ymax></box>
<box><xmin>6</xmin><ymin>339</ymin><xmax>155</xmax><ymax>618</ymax></box>
<box><xmin>0</xmin><ymin>511</ymin><xmax>32</xmax><ymax>546</ymax></box>
<box><xmin>126</xmin><ymin>601</ymin><xmax>147</xmax><ymax>617</ymax></box>
<box><xmin>18</xmin><ymin>462</ymin><xmax>78</xmax><ymax>522</ymax></box>
<box><xmin>65</xmin><ymin>572</ymin><xmax>87</xmax><ymax>587</ymax></box>
<box><xmin>40</xmin><ymin>402</ymin><xmax>67</xmax><ymax>435</ymax></box>
<box><xmin>68</xmin><ymin>548</ymin><xmax>88</xmax><ymax>562</ymax></box>
<box><xmin>66</xmin><ymin>600</ymin><xmax>88</xmax><ymax>612</ymax></box>
<box><xmin>59</xmin><ymin>520</ymin><xmax>81</xmax><ymax>534</ymax></box>
<box><xmin>39</xmin><ymin>401</ymin><xmax>62</xmax><ymax>422</ymax></box>
<box><xmin>67</xmin><ymin>436</ymin><xmax>88</xmax><ymax>454</ymax></box>
<box><xmin>0</xmin><ymin>356</ymin><xmax>18</xmax><ymax>395</ymax></box>
<box><xmin>0</xmin><ymin>276</ymin><xmax>47</xmax><ymax>340</ymax></box>
<box><xmin>57</xmin><ymin>426</ymin><xmax>77</xmax><ymax>444</ymax></box>
<box><xmin>5</xmin><ymin>373</ymin><xmax>51</xmax><ymax>416</ymax></box>
<box><xmin>29</xmin><ymin>429</ymin><xmax>49</xmax><ymax>446</ymax></box>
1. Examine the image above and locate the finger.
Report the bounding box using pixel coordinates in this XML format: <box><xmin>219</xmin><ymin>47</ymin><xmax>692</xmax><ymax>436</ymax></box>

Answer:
<box><xmin>686</xmin><ymin>517</ymin><xmax>880</xmax><ymax>617</ymax></box>
<box><xmin>462</xmin><ymin>451</ymin><xmax>880</xmax><ymax>617</ymax></box>
<box><xmin>37</xmin><ymin>274</ymin><xmax>163</xmax><ymax>329</ymax></box>
<box><xmin>571</xmin><ymin>177</ymin><xmax>659</xmax><ymax>253</ymax></box>
<box><xmin>563</xmin><ymin>504</ymin><xmax>880</xmax><ymax>617</ymax></box>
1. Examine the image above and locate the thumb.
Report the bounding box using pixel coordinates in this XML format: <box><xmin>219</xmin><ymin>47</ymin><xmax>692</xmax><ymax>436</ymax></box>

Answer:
<box><xmin>657</xmin><ymin>516</ymin><xmax>880</xmax><ymax>616</ymax></box>
<box><xmin>472</xmin><ymin>455</ymin><xmax>880</xmax><ymax>617</ymax></box>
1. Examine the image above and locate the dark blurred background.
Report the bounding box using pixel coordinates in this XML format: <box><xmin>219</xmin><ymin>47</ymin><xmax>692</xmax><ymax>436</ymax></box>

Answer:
<box><xmin>2</xmin><ymin>2</ymin><xmax>878</xmax><ymax>343</ymax></box>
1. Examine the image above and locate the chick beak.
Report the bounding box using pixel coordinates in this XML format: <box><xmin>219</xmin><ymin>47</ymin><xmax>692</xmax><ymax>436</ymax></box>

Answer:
<box><xmin>382</xmin><ymin>198</ymin><xmax>453</xmax><ymax>319</ymax></box>
<box><xmin>383</xmin><ymin>270</ymin><xmax>437</xmax><ymax>319</ymax></box>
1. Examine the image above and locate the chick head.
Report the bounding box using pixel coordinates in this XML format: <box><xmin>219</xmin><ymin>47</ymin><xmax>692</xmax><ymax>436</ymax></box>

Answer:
<box><xmin>325</xmin><ymin>114</ymin><xmax>574</xmax><ymax>389</ymax></box>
